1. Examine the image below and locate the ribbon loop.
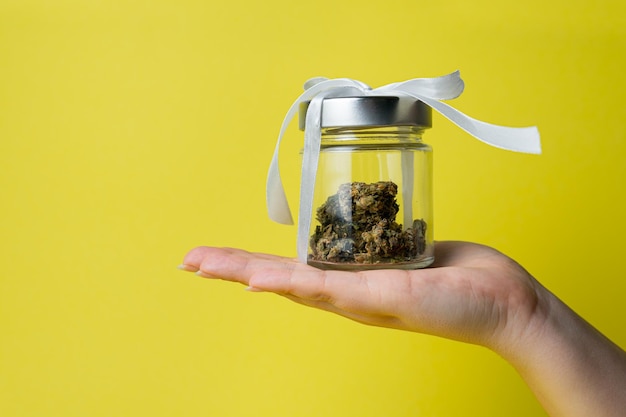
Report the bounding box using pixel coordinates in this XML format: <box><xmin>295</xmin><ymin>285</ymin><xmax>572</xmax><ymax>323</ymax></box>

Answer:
<box><xmin>375</xmin><ymin>70</ymin><xmax>465</xmax><ymax>100</ymax></box>
<box><xmin>266</xmin><ymin>71</ymin><xmax>541</xmax><ymax>262</ymax></box>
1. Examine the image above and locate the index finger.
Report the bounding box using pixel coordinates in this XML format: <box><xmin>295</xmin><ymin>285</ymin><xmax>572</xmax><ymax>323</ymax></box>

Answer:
<box><xmin>181</xmin><ymin>246</ymin><xmax>299</xmax><ymax>285</ymax></box>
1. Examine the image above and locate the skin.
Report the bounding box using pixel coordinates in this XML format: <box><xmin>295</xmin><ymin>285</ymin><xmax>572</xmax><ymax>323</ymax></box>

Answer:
<box><xmin>180</xmin><ymin>241</ymin><xmax>626</xmax><ymax>417</ymax></box>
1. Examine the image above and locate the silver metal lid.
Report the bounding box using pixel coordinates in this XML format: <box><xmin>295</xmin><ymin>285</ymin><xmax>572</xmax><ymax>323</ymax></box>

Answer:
<box><xmin>299</xmin><ymin>96</ymin><xmax>432</xmax><ymax>130</ymax></box>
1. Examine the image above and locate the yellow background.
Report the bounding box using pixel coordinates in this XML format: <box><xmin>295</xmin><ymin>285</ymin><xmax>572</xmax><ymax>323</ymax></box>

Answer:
<box><xmin>1</xmin><ymin>0</ymin><xmax>624</xmax><ymax>416</ymax></box>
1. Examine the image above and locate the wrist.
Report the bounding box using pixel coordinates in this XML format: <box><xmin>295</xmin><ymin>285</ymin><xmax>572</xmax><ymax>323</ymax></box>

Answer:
<box><xmin>490</xmin><ymin>283</ymin><xmax>626</xmax><ymax>417</ymax></box>
<box><xmin>488</xmin><ymin>279</ymin><xmax>554</xmax><ymax>364</ymax></box>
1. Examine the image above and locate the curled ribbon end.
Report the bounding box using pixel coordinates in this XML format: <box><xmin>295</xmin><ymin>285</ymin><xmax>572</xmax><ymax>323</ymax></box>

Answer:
<box><xmin>267</xmin><ymin>194</ymin><xmax>294</xmax><ymax>225</ymax></box>
<box><xmin>266</xmin><ymin>195</ymin><xmax>295</xmax><ymax>225</ymax></box>
<box><xmin>510</xmin><ymin>126</ymin><xmax>542</xmax><ymax>154</ymax></box>
<box><xmin>529</xmin><ymin>127</ymin><xmax>542</xmax><ymax>154</ymax></box>
<box><xmin>269</xmin><ymin>212</ymin><xmax>294</xmax><ymax>226</ymax></box>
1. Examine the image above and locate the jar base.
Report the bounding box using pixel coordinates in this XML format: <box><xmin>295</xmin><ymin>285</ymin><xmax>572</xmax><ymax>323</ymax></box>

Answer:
<box><xmin>307</xmin><ymin>256</ymin><xmax>434</xmax><ymax>271</ymax></box>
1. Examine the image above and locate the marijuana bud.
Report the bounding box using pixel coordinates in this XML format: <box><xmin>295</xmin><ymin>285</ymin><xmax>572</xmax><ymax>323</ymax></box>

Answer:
<box><xmin>309</xmin><ymin>181</ymin><xmax>427</xmax><ymax>266</ymax></box>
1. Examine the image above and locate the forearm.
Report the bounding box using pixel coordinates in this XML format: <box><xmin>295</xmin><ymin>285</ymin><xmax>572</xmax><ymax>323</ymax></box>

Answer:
<box><xmin>499</xmin><ymin>288</ymin><xmax>626</xmax><ymax>417</ymax></box>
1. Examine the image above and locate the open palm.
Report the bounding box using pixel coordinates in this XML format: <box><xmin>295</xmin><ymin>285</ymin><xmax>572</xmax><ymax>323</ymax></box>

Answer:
<box><xmin>181</xmin><ymin>241</ymin><xmax>543</xmax><ymax>351</ymax></box>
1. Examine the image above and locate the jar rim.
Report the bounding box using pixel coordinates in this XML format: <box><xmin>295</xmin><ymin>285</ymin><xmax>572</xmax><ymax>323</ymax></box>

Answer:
<box><xmin>299</xmin><ymin>96</ymin><xmax>432</xmax><ymax>130</ymax></box>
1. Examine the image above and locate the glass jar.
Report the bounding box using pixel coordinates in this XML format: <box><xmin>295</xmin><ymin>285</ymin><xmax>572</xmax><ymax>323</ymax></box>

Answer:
<box><xmin>300</xmin><ymin>96</ymin><xmax>434</xmax><ymax>270</ymax></box>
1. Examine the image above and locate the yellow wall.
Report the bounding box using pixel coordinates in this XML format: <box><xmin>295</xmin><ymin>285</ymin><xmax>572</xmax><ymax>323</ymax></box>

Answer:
<box><xmin>1</xmin><ymin>1</ymin><xmax>624</xmax><ymax>416</ymax></box>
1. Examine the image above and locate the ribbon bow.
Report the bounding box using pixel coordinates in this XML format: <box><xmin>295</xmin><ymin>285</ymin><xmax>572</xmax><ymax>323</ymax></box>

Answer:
<box><xmin>266</xmin><ymin>71</ymin><xmax>541</xmax><ymax>263</ymax></box>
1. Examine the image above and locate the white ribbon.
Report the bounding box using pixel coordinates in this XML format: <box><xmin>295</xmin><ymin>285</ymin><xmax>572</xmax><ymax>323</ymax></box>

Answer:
<box><xmin>266</xmin><ymin>71</ymin><xmax>541</xmax><ymax>263</ymax></box>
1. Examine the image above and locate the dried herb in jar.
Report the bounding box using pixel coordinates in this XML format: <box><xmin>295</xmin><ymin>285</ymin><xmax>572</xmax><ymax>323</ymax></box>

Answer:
<box><xmin>309</xmin><ymin>181</ymin><xmax>427</xmax><ymax>265</ymax></box>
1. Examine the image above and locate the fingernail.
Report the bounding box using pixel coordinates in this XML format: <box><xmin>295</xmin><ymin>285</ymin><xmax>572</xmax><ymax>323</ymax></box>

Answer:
<box><xmin>245</xmin><ymin>286</ymin><xmax>265</xmax><ymax>293</ymax></box>
<box><xmin>196</xmin><ymin>270</ymin><xmax>217</xmax><ymax>278</ymax></box>
<box><xmin>177</xmin><ymin>264</ymin><xmax>198</xmax><ymax>272</ymax></box>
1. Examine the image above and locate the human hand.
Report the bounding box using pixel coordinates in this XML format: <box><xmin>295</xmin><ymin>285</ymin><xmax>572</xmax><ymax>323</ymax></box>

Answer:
<box><xmin>179</xmin><ymin>241</ymin><xmax>546</xmax><ymax>355</ymax></box>
<box><xmin>180</xmin><ymin>242</ymin><xmax>626</xmax><ymax>417</ymax></box>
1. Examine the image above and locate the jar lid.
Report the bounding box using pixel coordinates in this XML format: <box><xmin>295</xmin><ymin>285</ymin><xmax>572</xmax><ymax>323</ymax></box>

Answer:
<box><xmin>298</xmin><ymin>96</ymin><xmax>432</xmax><ymax>130</ymax></box>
